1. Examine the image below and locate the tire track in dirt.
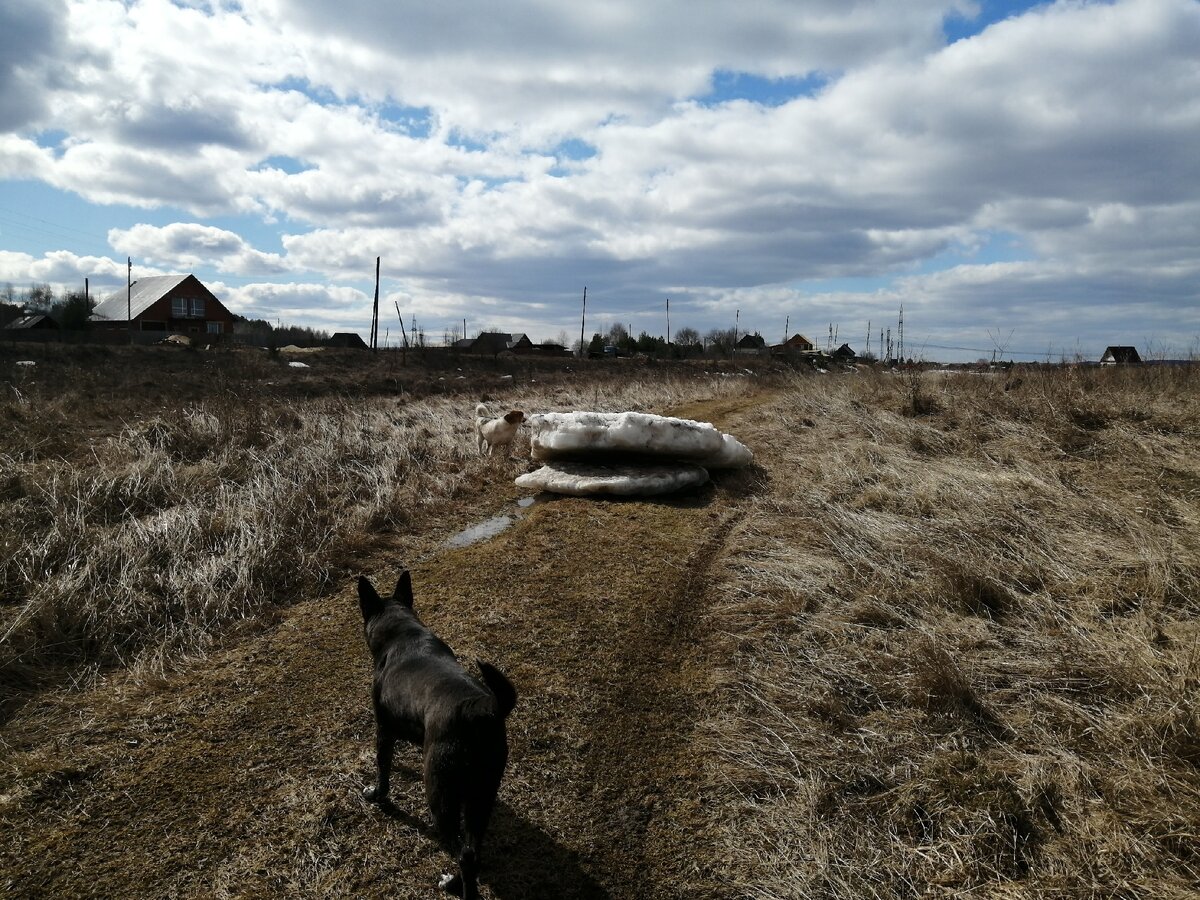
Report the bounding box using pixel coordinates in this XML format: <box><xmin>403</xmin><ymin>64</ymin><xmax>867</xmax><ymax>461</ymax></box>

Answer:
<box><xmin>576</xmin><ymin>506</ymin><xmax>747</xmax><ymax>897</ymax></box>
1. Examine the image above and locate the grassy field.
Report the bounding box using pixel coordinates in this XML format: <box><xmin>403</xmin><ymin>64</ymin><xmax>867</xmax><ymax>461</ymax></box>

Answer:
<box><xmin>699</xmin><ymin>365</ymin><xmax>1200</xmax><ymax>897</ymax></box>
<box><xmin>2</xmin><ymin>344</ymin><xmax>1198</xmax><ymax>898</ymax></box>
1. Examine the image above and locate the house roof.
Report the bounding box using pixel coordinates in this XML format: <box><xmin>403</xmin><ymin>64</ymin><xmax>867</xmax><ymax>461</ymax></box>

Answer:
<box><xmin>91</xmin><ymin>274</ymin><xmax>195</xmax><ymax>321</ymax></box>
<box><xmin>736</xmin><ymin>333</ymin><xmax>766</xmax><ymax>348</ymax></box>
<box><xmin>466</xmin><ymin>332</ymin><xmax>532</xmax><ymax>354</ymax></box>
<box><xmin>327</xmin><ymin>332</ymin><xmax>369</xmax><ymax>349</ymax></box>
<box><xmin>1101</xmin><ymin>345</ymin><xmax>1141</xmax><ymax>362</ymax></box>
<box><xmin>4</xmin><ymin>314</ymin><xmax>57</xmax><ymax>329</ymax></box>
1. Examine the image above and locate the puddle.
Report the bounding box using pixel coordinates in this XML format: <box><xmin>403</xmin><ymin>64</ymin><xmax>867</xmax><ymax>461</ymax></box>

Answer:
<box><xmin>444</xmin><ymin>494</ymin><xmax>555</xmax><ymax>548</ymax></box>
<box><xmin>445</xmin><ymin>515</ymin><xmax>515</xmax><ymax>548</ymax></box>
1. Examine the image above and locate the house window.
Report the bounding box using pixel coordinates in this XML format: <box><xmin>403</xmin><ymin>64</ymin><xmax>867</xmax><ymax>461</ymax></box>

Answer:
<box><xmin>207</xmin><ymin>322</ymin><xmax>222</xmax><ymax>334</ymax></box>
<box><xmin>171</xmin><ymin>297</ymin><xmax>205</xmax><ymax>318</ymax></box>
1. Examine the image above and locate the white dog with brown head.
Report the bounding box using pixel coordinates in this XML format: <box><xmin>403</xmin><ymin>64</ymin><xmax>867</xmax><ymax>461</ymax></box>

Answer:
<box><xmin>475</xmin><ymin>404</ymin><xmax>526</xmax><ymax>457</ymax></box>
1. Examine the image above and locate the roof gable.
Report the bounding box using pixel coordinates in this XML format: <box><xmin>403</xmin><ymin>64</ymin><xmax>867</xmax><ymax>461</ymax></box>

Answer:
<box><xmin>91</xmin><ymin>274</ymin><xmax>215</xmax><ymax>321</ymax></box>
<box><xmin>1101</xmin><ymin>345</ymin><xmax>1141</xmax><ymax>363</ymax></box>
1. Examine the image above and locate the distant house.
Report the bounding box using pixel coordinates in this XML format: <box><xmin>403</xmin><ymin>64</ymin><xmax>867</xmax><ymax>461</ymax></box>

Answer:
<box><xmin>456</xmin><ymin>332</ymin><xmax>535</xmax><ymax>355</ymax></box>
<box><xmin>531</xmin><ymin>341</ymin><xmax>570</xmax><ymax>357</ymax></box>
<box><xmin>772</xmin><ymin>333</ymin><xmax>815</xmax><ymax>354</ymax></box>
<box><xmin>90</xmin><ymin>274</ymin><xmax>234</xmax><ymax>337</ymax></box>
<box><xmin>735</xmin><ymin>334</ymin><xmax>768</xmax><ymax>357</ymax></box>
<box><xmin>1100</xmin><ymin>345</ymin><xmax>1141</xmax><ymax>366</ymax></box>
<box><xmin>327</xmin><ymin>332</ymin><xmax>369</xmax><ymax>349</ymax></box>
<box><xmin>832</xmin><ymin>343</ymin><xmax>857</xmax><ymax>361</ymax></box>
<box><xmin>3</xmin><ymin>313</ymin><xmax>58</xmax><ymax>331</ymax></box>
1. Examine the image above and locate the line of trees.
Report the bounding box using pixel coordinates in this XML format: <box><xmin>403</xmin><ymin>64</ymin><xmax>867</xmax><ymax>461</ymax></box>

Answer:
<box><xmin>2</xmin><ymin>282</ymin><xmax>95</xmax><ymax>330</ymax></box>
<box><xmin>231</xmin><ymin>316</ymin><xmax>332</xmax><ymax>347</ymax></box>
<box><xmin>581</xmin><ymin>322</ymin><xmax>760</xmax><ymax>357</ymax></box>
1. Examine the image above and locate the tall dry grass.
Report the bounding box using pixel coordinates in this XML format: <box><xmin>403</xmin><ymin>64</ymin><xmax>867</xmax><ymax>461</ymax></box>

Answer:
<box><xmin>702</xmin><ymin>365</ymin><xmax>1200</xmax><ymax>897</ymax></box>
<box><xmin>1</xmin><ymin>364</ymin><xmax>749</xmax><ymax>706</ymax></box>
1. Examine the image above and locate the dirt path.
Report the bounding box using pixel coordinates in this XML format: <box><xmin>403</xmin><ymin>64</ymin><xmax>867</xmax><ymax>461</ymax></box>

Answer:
<box><xmin>1</xmin><ymin>391</ymin><xmax>772</xmax><ymax>899</ymax></box>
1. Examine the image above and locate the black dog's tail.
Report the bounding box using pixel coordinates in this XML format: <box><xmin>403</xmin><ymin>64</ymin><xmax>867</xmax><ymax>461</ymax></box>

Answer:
<box><xmin>477</xmin><ymin>661</ymin><xmax>517</xmax><ymax>718</ymax></box>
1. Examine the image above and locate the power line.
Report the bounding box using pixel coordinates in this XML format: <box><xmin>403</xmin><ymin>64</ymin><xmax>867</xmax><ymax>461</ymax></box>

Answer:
<box><xmin>0</xmin><ymin>204</ymin><xmax>107</xmax><ymax>245</ymax></box>
<box><xmin>917</xmin><ymin>341</ymin><xmax>1084</xmax><ymax>358</ymax></box>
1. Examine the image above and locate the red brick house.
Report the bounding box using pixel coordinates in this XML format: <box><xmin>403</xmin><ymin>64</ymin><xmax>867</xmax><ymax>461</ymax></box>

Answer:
<box><xmin>90</xmin><ymin>274</ymin><xmax>234</xmax><ymax>337</ymax></box>
<box><xmin>775</xmin><ymin>333</ymin><xmax>815</xmax><ymax>352</ymax></box>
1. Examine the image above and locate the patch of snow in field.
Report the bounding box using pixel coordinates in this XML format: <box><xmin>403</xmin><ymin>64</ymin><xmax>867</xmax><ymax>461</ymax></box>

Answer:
<box><xmin>528</xmin><ymin>411</ymin><xmax>752</xmax><ymax>469</ymax></box>
<box><xmin>516</xmin><ymin>461</ymin><xmax>710</xmax><ymax>496</ymax></box>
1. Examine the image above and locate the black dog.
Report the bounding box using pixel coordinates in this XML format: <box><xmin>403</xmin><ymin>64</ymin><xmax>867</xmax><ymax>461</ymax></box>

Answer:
<box><xmin>358</xmin><ymin>572</ymin><xmax>517</xmax><ymax>899</ymax></box>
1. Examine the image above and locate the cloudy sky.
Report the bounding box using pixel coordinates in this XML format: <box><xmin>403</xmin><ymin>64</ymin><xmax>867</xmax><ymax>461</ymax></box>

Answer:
<box><xmin>1</xmin><ymin>0</ymin><xmax>1198</xmax><ymax>360</ymax></box>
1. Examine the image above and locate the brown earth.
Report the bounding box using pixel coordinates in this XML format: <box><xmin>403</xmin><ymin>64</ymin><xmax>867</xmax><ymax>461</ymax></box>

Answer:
<box><xmin>0</xmin><ymin>391</ymin><xmax>772</xmax><ymax>899</ymax></box>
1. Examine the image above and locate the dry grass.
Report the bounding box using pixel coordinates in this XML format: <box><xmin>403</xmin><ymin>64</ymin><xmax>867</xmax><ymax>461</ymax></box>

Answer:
<box><xmin>700</xmin><ymin>365</ymin><xmax>1200</xmax><ymax>898</ymax></box>
<box><xmin>5</xmin><ymin>347</ymin><xmax>1198</xmax><ymax>897</ymax></box>
<box><xmin>0</xmin><ymin>346</ymin><xmax>751</xmax><ymax>709</ymax></box>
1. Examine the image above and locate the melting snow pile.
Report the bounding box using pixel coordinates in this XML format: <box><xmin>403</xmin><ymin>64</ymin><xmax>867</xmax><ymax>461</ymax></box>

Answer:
<box><xmin>516</xmin><ymin>460</ymin><xmax>710</xmax><ymax>497</ymax></box>
<box><xmin>515</xmin><ymin>411</ymin><xmax>752</xmax><ymax>497</ymax></box>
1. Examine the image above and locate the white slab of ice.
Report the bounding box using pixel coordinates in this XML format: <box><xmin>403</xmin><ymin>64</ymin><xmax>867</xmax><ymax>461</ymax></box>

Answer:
<box><xmin>528</xmin><ymin>411</ymin><xmax>752</xmax><ymax>468</ymax></box>
<box><xmin>515</xmin><ymin>461</ymin><xmax>710</xmax><ymax>496</ymax></box>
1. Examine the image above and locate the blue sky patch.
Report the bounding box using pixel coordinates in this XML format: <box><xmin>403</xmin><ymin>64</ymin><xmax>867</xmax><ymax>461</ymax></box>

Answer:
<box><xmin>255</xmin><ymin>155</ymin><xmax>310</xmax><ymax>175</ymax></box>
<box><xmin>697</xmin><ymin>69</ymin><xmax>830</xmax><ymax>108</ymax></box>
<box><xmin>943</xmin><ymin>1</ymin><xmax>1047</xmax><ymax>44</ymax></box>
<box><xmin>34</xmin><ymin>130</ymin><xmax>70</xmax><ymax>155</ymax></box>
<box><xmin>547</xmin><ymin>138</ymin><xmax>597</xmax><ymax>177</ymax></box>
<box><xmin>376</xmin><ymin>101</ymin><xmax>435</xmax><ymax>138</ymax></box>
<box><xmin>914</xmin><ymin>230</ymin><xmax>1032</xmax><ymax>274</ymax></box>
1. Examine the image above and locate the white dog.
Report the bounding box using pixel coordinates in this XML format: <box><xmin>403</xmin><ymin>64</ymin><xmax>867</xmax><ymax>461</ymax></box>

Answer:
<box><xmin>475</xmin><ymin>404</ymin><xmax>526</xmax><ymax>457</ymax></box>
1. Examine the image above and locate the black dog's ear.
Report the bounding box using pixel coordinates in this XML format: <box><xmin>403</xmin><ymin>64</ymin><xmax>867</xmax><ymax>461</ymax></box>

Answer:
<box><xmin>394</xmin><ymin>570</ymin><xmax>414</xmax><ymax>608</ymax></box>
<box><xmin>358</xmin><ymin>575</ymin><xmax>385</xmax><ymax>622</ymax></box>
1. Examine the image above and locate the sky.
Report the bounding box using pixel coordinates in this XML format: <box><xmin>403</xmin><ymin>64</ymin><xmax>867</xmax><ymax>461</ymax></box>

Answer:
<box><xmin>1</xmin><ymin>0</ymin><xmax>1198</xmax><ymax>361</ymax></box>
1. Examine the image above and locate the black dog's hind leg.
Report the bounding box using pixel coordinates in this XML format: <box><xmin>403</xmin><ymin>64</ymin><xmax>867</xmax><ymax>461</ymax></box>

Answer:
<box><xmin>426</xmin><ymin>754</ymin><xmax>478</xmax><ymax>898</ymax></box>
<box><xmin>452</xmin><ymin>790</ymin><xmax>495</xmax><ymax>900</ymax></box>
<box><xmin>363</xmin><ymin>723</ymin><xmax>394</xmax><ymax>803</ymax></box>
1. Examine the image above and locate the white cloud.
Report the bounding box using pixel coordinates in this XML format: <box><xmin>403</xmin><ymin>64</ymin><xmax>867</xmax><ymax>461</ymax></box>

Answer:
<box><xmin>108</xmin><ymin>223</ymin><xmax>290</xmax><ymax>275</ymax></box>
<box><xmin>0</xmin><ymin>249</ymin><xmax>128</xmax><ymax>289</ymax></box>
<box><xmin>0</xmin><ymin>0</ymin><xmax>1197</xmax><ymax>357</ymax></box>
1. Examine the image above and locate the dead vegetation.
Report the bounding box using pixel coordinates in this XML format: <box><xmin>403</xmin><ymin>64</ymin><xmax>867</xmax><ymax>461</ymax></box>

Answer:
<box><xmin>0</xmin><ymin>343</ymin><xmax>752</xmax><ymax>712</ymax></box>
<box><xmin>1</xmin><ymin>349</ymin><xmax>1198</xmax><ymax>898</ymax></box>
<box><xmin>700</xmin><ymin>365</ymin><xmax>1200</xmax><ymax>898</ymax></box>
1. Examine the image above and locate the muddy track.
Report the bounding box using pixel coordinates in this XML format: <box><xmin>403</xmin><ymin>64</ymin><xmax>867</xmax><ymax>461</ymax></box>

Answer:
<box><xmin>1</xmin><ymin>392</ymin><xmax>772</xmax><ymax>899</ymax></box>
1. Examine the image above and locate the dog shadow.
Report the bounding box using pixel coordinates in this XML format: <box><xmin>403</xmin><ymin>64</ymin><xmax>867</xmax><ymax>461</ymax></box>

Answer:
<box><xmin>376</xmin><ymin>780</ymin><xmax>609</xmax><ymax>899</ymax></box>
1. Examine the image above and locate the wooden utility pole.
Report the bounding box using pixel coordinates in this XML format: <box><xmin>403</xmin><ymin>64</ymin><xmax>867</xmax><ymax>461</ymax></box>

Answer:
<box><xmin>370</xmin><ymin>257</ymin><xmax>380</xmax><ymax>351</ymax></box>
<box><xmin>666</xmin><ymin>297</ymin><xmax>670</xmax><ymax>345</ymax></box>
<box><xmin>394</xmin><ymin>301</ymin><xmax>408</xmax><ymax>365</ymax></box>
<box><xmin>126</xmin><ymin>257</ymin><xmax>132</xmax><ymax>344</ymax></box>
<box><xmin>784</xmin><ymin>315</ymin><xmax>789</xmax><ymax>344</ymax></box>
<box><xmin>579</xmin><ymin>286</ymin><xmax>587</xmax><ymax>358</ymax></box>
<box><xmin>734</xmin><ymin>309</ymin><xmax>739</xmax><ymax>345</ymax></box>
<box><xmin>866</xmin><ymin>320</ymin><xmax>871</xmax><ymax>359</ymax></box>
